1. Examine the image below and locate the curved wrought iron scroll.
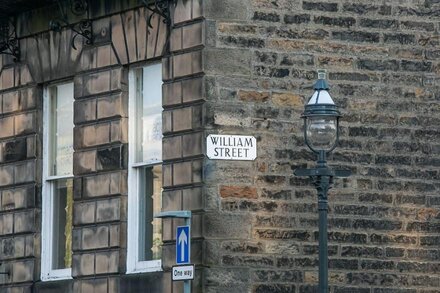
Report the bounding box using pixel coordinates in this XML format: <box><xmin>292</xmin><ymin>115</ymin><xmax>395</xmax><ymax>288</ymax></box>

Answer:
<box><xmin>142</xmin><ymin>0</ymin><xmax>177</xmax><ymax>56</ymax></box>
<box><xmin>143</xmin><ymin>0</ymin><xmax>174</xmax><ymax>27</ymax></box>
<box><xmin>49</xmin><ymin>0</ymin><xmax>92</xmax><ymax>50</ymax></box>
<box><xmin>0</xmin><ymin>18</ymin><xmax>20</xmax><ymax>62</ymax></box>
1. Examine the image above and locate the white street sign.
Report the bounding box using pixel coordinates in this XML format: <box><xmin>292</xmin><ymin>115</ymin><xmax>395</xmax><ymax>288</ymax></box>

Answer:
<box><xmin>172</xmin><ymin>265</ymin><xmax>195</xmax><ymax>281</ymax></box>
<box><xmin>207</xmin><ymin>134</ymin><xmax>257</xmax><ymax>161</ymax></box>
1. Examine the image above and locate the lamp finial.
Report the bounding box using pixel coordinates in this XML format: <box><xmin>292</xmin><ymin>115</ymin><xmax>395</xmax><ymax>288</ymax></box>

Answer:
<box><xmin>317</xmin><ymin>69</ymin><xmax>327</xmax><ymax>80</ymax></box>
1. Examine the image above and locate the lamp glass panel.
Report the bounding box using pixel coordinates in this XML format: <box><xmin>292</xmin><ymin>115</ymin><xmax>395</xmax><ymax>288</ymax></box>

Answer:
<box><xmin>306</xmin><ymin>116</ymin><xmax>337</xmax><ymax>151</ymax></box>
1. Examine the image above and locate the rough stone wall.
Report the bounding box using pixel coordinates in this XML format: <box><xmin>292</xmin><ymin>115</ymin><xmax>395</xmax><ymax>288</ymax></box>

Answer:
<box><xmin>0</xmin><ymin>0</ymin><xmax>205</xmax><ymax>292</ymax></box>
<box><xmin>202</xmin><ymin>0</ymin><xmax>440</xmax><ymax>292</ymax></box>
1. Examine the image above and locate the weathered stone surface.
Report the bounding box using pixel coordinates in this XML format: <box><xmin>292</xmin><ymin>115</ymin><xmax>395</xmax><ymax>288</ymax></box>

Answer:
<box><xmin>182</xmin><ymin>132</ymin><xmax>203</xmax><ymax>157</ymax></box>
<box><xmin>204</xmin><ymin>0</ymin><xmax>250</xmax><ymax>21</ymax></box>
<box><xmin>172</xmin><ymin>51</ymin><xmax>203</xmax><ymax>78</ymax></box>
<box><xmin>73</xmin><ymin>201</ymin><xmax>96</xmax><ymax>225</ymax></box>
<box><xmin>3</xmin><ymin>139</ymin><xmax>27</xmax><ymax>163</ymax></box>
<box><xmin>95</xmin><ymin>250</ymin><xmax>119</xmax><ymax>274</ymax></box>
<box><xmin>163</xmin><ymin>81</ymin><xmax>182</xmax><ymax>106</ymax></box>
<box><xmin>173</xmin><ymin>161</ymin><xmax>192</xmax><ymax>186</ymax></box>
<box><xmin>220</xmin><ymin>186</ymin><xmax>258</xmax><ymax>199</ymax></box>
<box><xmin>271</xmin><ymin>92</ymin><xmax>303</xmax><ymax>107</ymax></box>
<box><xmin>97</xmin><ymin>93</ymin><xmax>127</xmax><ymax>119</ymax></box>
<box><xmin>12</xmin><ymin>260</ymin><xmax>34</xmax><ymax>283</ymax></box>
<box><xmin>13</xmin><ymin>211</ymin><xmax>35</xmax><ymax>233</ymax></box>
<box><xmin>74</xmin><ymin>150</ymin><xmax>96</xmax><ymax>174</ymax></box>
<box><xmin>238</xmin><ymin>90</ymin><xmax>269</xmax><ymax>102</ymax></box>
<box><xmin>2</xmin><ymin>91</ymin><xmax>19</xmax><ymax>113</ymax></box>
<box><xmin>1</xmin><ymin>186</ymin><xmax>34</xmax><ymax>211</ymax></box>
<box><xmin>204</xmin><ymin>213</ymin><xmax>251</xmax><ymax>238</ymax></box>
<box><xmin>204</xmin><ymin>48</ymin><xmax>251</xmax><ymax>76</ymax></box>
<box><xmin>171</xmin><ymin>22</ymin><xmax>204</xmax><ymax>52</ymax></box>
<box><xmin>14</xmin><ymin>112</ymin><xmax>36</xmax><ymax>135</ymax></box>
<box><xmin>81</xmin><ymin>226</ymin><xmax>109</xmax><ymax>250</ymax></box>
<box><xmin>173</xmin><ymin>107</ymin><xmax>192</xmax><ymax>132</ymax></box>
<box><xmin>81</xmin><ymin>172</ymin><xmax>124</xmax><ymax>198</ymax></box>
<box><xmin>96</xmin><ymin>146</ymin><xmax>124</xmax><ymax>171</ymax></box>
<box><xmin>0</xmin><ymin>67</ymin><xmax>15</xmax><ymax>90</ymax></box>
<box><xmin>199</xmin><ymin>0</ymin><xmax>440</xmax><ymax>291</ymax></box>
<box><xmin>182</xmin><ymin>187</ymin><xmax>203</xmax><ymax>210</ymax></box>
<box><xmin>74</xmin><ymin>68</ymin><xmax>126</xmax><ymax>98</ymax></box>
<box><xmin>74</xmin><ymin>99</ymin><xmax>97</xmax><ymax>124</ymax></box>
<box><xmin>0</xmin><ymin>116</ymin><xmax>14</xmax><ymax>138</ymax></box>
<box><xmin>96</xmin><ymin>198</ymin><xmax>120</xmax><ymax>222</ymax></box>
<box><xmin>73</xmin><ymin>253</ymin><xmax>94</xmax><ymax>277</ymax></box>
<box><xmin>163</xmin><ymin>137</ymin><xmax>180</xmax><ymax>162</ymax></box>
<box><xmin>182</xmin><ymin>77</ymin><xmax>204</xmax><ymax>103</ymax></box>
<box><xmin>74</xmin><ymin>123</ymin><xmax>110</xmax><ymax>149</ymax></box>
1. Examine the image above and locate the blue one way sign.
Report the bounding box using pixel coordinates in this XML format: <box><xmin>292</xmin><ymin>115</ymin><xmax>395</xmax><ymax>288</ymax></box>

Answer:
<box><xmin>176</xmin><ymin>226</ymin><xmax>190</xmax><ymax>264</ymax></box>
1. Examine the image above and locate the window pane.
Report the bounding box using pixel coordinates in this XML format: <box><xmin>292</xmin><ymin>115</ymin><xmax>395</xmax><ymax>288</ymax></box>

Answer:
<box><xmin>138</xmin><ymin>165</ymin><xmax>162</xmax><ymax>261</ymax></box>
<box><xmin>50</xmin><ymin>83</ymin><xmax>74</xmax><ymax>176</ymax></box>
<box><xmin>52</xmin><ymin>178</ymin><xmax>73</xmax><ymax>269</ymax></box>
<box><xmin>135</xmin><ymin>64</ymin><xmax>162</xmax><ymax>163</ymax></box>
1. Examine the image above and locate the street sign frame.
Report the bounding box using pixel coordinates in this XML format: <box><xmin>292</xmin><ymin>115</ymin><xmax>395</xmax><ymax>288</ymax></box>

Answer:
<box><xmin>172</xmin><ymin>264</ymin><xmax>195</xmax><ymax>281</ymax></box>
<box><xmin>176</xmin><ymin>225</ymin><xmax>191</xmax><ymax>265</ymax></box>
<box><xmin>206</xmin><ymin>134</ymin><xmax>257</xmax><ymax>161</ymax></box>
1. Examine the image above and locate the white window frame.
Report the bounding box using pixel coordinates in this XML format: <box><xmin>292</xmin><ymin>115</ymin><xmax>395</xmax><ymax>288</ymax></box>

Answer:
<box><xmin>41</xmin><ymin>83</ymin><xmax>74</xmax><ymax>281</ymax></box>
<box><xmin>126</xmin><ymin>65</ymin><xmax>163</xmax><ymax>274</ymax></box>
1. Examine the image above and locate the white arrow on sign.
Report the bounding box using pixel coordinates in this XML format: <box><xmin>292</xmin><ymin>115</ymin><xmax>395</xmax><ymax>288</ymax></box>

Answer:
<box><xmin>178</xmin><ymin>229</ymin><xmax>188</xmax><ymax>262</ymax></box>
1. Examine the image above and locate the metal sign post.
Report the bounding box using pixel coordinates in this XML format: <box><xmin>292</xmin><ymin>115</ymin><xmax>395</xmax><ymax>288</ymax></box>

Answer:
<box><xmin>155</xmin><ymin>211</ymin><xmax>192</xmax><ymax>293</ymax></box>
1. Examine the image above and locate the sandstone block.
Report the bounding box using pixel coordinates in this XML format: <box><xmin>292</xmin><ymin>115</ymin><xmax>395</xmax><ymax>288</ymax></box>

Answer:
<box><xmin>238</xmin><ymin>90</ymin><xmax>269</xmax><ymax>102</ymax></box>
<box><xmin>271</xmin><ymin>93</ymin><xmax>303</xmax><ymax>107</ymax></box>
<box><xmin>220</xmin><ymin>186</ymin><xmax>258</xmax><ymax>199</ymax></box>
<box><xmin>74</xmin><ymin>99</ymin><xmax>96</xmax><ymax>124</ymax></box>
<box><xmin>12</xmin><ymin>260</ymin><xmax>33</xmax><ymax>283</ymax></box>
<box><xmin>96</xmin><ymin>198</ymin><xmax>120</xmax><ymax>222</ymax></box>
<box><xmin>95</xmin><ymin>250</ymin><xmax>119</xmax><ymax>274</ymax></box>
<box><xmin>73</xmin><ymin>201</ymin><xmax>96</xmax><ymax>225</ymax></box>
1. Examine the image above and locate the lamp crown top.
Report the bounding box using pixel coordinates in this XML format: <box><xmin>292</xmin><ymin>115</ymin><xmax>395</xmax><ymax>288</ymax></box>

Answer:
<box><xmin>314</xmin><ymin>69</ymin><xmax>329</xmax><ymax>91</ymax></box>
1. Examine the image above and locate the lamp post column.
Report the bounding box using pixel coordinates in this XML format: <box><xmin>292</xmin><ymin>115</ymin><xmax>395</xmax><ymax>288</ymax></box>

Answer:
<box><xmin>318</xmin><ymin>185</ymin><xmax>328</xmax><ymax>293</ymax></box>
<box><xmin>315</xmin><ymin>151</ymin><xmax>331</xmax><ymax>293</ymax></box>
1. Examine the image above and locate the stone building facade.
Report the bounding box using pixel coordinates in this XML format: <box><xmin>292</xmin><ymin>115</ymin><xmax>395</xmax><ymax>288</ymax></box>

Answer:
<box><xmin>0</xmin><ymin>0</ymin><xmax>439</xmax><ymax>292</ymax></box>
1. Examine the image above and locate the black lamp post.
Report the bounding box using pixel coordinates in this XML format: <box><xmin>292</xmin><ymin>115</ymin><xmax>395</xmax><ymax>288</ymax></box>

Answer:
<box><xmin>294</xmin><ymin>70</ymin><xmax>351</xmax><ymax>293</ymax></box>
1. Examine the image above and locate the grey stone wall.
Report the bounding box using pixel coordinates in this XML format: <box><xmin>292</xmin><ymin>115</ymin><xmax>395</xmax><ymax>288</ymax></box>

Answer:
<box><xmin>202</xmin><ymin>0</ymin><xmax>440</xmax><ymax>292</ymax></box>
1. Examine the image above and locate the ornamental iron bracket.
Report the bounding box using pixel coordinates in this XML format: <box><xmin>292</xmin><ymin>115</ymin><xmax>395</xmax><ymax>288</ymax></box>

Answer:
<box><xmin>49</xmin><ymin>0</ymin><xmax>92</xmax><ymax>50</ymax></box>
<box><xmin>142</xmin><ymin>0</ymin><xmax>177</xmax><ymax>55</ymax></box>
<box><xmin>0</xmin><ymin>18</ymin><xmax>20</xmax><ymax>62</ymax></box>
<box><xmin>143</xmin><ymin>0</ymin><xmax>174</xmax><ymax>27</ymax></box>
